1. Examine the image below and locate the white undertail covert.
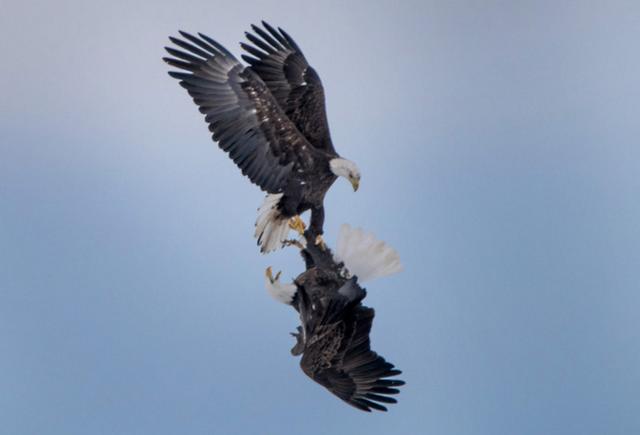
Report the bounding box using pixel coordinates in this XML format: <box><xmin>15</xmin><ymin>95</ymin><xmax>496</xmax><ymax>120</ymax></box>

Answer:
<box><xmin>334</xmin><ymin>224</ymin><xmax>403</xmax><ymax>282</ymax></box>
<box><xmin>255</xmin><ymin>193</ymin><xmax>289</xmax><ymax>253</ymax></box>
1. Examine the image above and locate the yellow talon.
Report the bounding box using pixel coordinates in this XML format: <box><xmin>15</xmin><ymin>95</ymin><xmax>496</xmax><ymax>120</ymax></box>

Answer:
<box><xmin>315</xmin><ymin>234</ymin><xmax>326</xmax><ymax>250</ymax></box>
<box><xmin>284</xmin><ymin>239</ymin><xmax>305</xmax><ymax>250</ymax></box>
<box><xmin>288</xmin><ymin>215</ymin><xmax>306</xmax><ymax>236</ymax></box>
<box><xmin>265</xmin><ymin>266</ymin><xmax>282</xmax><ymax>284</ymax></box>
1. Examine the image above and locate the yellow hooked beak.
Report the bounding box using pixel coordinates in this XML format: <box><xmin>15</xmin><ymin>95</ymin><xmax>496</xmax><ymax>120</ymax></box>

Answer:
<box><xmin>350</xmin><ymin>177</ymin><xmax>360</xmax><ymax>192</ymax></box>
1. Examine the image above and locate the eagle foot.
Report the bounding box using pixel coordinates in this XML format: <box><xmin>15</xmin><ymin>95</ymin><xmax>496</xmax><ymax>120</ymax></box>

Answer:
<box><xmin>290</xmin><ymin>326</ymin><xmax>305</xmax><ymax>356</ymax></box>
<box><xmin>283</xmin><ymin>239</ymin><xmax>305</xmax><ymax>250</ymax></box>
<box><xmin>265</xmin><ymin>266</ymin><xmax>282</xmax><ymax>284</ymax></box>
<box><xmin>288</xmin><ymin>215</ymin><xmax>306</xmax><ymax>236</ymax></box>
<box><xmin>315</xmin><ymin>234</ymin><xmax>327</xmax><ymax>250</ymax></box>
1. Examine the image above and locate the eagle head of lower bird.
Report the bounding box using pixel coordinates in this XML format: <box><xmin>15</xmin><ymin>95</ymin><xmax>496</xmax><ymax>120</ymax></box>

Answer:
<box><xmin>330</xmin><ymin>158</ymin><xmax>361</xmax><ymax>192</ymax></box>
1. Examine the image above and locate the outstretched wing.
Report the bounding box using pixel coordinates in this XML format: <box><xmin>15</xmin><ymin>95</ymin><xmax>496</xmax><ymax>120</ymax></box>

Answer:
<box><xmin>241</xmin><ymin>22</ymin><xmax>336</xmax><ymax>155</ymax></box>
<box><xmin>164</xmin><ymin>32</ymin><xmax>319</xmax><ymax>194</ymax></box>
<box><xmin>301</xmin><ymin>306</ymin><xmax>405</xmax><ymax>412</ymax></box>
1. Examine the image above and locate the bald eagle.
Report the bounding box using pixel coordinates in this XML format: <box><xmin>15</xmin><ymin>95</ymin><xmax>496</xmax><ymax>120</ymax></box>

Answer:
<box><xmin>265</xmin><ymin>225</ymin><xmax>404</xmax><ymax>411</ymax></box>
<box><xmin>163</xmin><ymin>22</ymin><xmax>361</xmax><ymax>253</ymax></box>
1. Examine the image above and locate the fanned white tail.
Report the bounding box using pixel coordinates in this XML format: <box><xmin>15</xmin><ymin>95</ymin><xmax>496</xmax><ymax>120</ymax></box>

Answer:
<box><xmin>255</xmin><ymin>194</ymin><xmax>289</xmax><ymax>253</ymax></box>
<box><xmin>334</xmin><ymin>224</ymin><xmax>403</xmax><ymax>283</ymax></box>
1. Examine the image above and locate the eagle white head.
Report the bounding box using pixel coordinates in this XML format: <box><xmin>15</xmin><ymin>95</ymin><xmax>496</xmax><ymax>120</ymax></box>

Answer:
<box><xmin>329</xmin><ymin>158</ymin><xmax>361</xmax><ymax>192</ymax></box>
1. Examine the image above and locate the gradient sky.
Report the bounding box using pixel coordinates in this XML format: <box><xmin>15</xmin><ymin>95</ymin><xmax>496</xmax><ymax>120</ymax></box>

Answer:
<box><xmin>2</xmin><ymin>1</ymin><xmax>639</xmax><ymax>434</ymax></box>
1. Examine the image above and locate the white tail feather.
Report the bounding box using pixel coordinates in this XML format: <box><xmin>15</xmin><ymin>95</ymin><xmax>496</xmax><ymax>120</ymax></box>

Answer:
<box><xmin>334</xmin><ymin>224</ymin><xmax>403</xmax><ymax>283</ymax></box>
<box><xmin>265</xmin><ymin>275</ymin><xmax>297</xmax><ymax>305</ymax></box>
<box><xmin>255</xmin><ymin>194</ymin><xmax>289</xmax><ymax>253</ymax></box>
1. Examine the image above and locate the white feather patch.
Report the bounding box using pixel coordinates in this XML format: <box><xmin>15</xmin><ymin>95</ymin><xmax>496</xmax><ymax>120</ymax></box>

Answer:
<box><xmin>265</xmin><ymin>275</ymin><xmax>297</xmax><ymax>305</ymax></box>
<box><xmin>334</xmin><ymin>224</ymin><xmax>403</xmax><ymax>283</ymax></box>
<box><xmin>254</xmin><ymin>194</ymin><xmax>289</xmax><ymax>253</ymax></box>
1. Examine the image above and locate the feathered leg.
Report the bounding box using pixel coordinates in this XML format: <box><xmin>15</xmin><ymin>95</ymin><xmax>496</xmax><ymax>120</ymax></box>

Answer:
<box><xmin>309</xmin><ymin>205</ymin><xmax>326</xmax><ymax>250</ymax></box>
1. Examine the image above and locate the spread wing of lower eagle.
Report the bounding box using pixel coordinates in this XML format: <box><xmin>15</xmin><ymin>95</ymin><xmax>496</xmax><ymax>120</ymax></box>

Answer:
<box><xmin>299</xmin><ymin>302</ymin><xmax>405</xmax><ymax>412</ymax></box>
<box><xmin>163</xmin><ymin>31</ymin><xmax>322</xmax><ymax>194</ymax></box>
<box><xmin>241</xmin><ymin>21</ymin><xmax>336</xmax><ymax>155</ymax></box>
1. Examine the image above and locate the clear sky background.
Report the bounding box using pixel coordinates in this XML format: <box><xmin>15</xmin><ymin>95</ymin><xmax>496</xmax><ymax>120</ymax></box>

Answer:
<box><xmin>2</xmin><ymin>1</ymin><xmax>639</xmax><ymax>434</ymax></box>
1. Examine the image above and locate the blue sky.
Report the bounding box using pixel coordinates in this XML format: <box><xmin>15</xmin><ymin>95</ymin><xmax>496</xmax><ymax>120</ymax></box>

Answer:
<box><xmin>2</xmin><ymin>1</ymin><xmax>639</xmax><ymax>434</ymax></box>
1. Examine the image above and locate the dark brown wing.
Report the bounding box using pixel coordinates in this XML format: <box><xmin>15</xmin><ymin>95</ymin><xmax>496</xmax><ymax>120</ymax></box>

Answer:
<box><xmin>241</xmin><ymin>22</ymin><xmax>336</xmax><ymax>155</ymax></box>
<box><xmin>300</xmin><ymin>306</ymin><xmax>405</xmax><ymax>412</ymax></box>
<box><xmin>164</xmin><ymin>31</ymin><xmax>320</xmax><ymax>194</ymax></box>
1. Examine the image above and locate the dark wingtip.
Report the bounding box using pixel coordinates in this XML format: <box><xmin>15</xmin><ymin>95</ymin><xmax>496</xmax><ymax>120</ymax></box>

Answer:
<box><xmin>167</xmin><ymin>71</ymin><xmax>185</xmax><ymax>80</ymax></box>
<box><xmin>365</xmin><ymin>393</ymin><xmax>397</xmax><ymax>404</ymax></box>
<box><xmin>369</xmin><ymin>403</ymin><xmax>388</xmax><ymax>412</ymax></box>
<box><xmin>263</xmin><ymin>21</ymin><xmax>278</xmax><ymax>33</ymax></box>
<box><xmin>197</xmin><ymin>32</ymin><xmax>233</xmax><ymax>57</ymax></box>
<box><xmin>241</xmin><ymin>54</ymin><xmax>257</xmax><ymax>64</ymax></box>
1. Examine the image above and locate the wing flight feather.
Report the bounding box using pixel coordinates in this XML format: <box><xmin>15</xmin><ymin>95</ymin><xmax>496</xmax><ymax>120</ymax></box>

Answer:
<box><xmin>164</xmin><ymin>32</ymin><xmax>319</xmax><ymax>193</ymax></box>
<box><xmin>241</xmin><ymin>22</ymin><xmax>336</xmax><ymax>155</ymax></box>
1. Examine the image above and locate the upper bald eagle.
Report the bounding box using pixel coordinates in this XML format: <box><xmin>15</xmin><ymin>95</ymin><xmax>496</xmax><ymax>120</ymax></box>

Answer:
<box><xmin>163</xmin><ymin>22</ymin><xmax>360</xmax><ymax>253</ymax></box>
<box><xmin>266</xmin><ymin>225</ymin><xmax>404</xmax><ymax>411</ymax></box>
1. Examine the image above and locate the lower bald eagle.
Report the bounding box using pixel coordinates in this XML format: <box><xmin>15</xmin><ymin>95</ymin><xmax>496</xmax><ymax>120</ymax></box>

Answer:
<box><xmin>163</xmin><ymin>22</ymin><xmax>361</xmax><ymax>253</ymax></box>
<box><xmin>265</xmin><ymin>225</ymin><xmax>404</xmax><ymax>412</ymax></box>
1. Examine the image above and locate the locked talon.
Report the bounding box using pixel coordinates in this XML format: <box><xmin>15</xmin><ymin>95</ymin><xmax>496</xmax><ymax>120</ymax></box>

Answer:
<box><xmin>266</xmin><ymin>266</ymin><xmax>282</xmax><ymax>284</ymax></box>
<box><xmin>288</xmin><ymin>215</ymin><xmax>306</xmax><ymax>236</ymax></box>
<box><xmin>284</xmin><ymin>239</ymin><xmax>305</xmax><ymax>250</ymax></box>
<box><xmin>315</xmin><ymin>234</ymin><xmax>326</xmax><ymax>250</ymax></box>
